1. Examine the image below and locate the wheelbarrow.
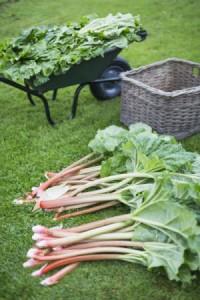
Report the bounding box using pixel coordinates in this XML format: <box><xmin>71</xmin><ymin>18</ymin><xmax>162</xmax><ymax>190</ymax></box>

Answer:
<box><xmin>0</xmin><ymin>30</ymin><xmax>147</xmax><ymax>125</ymax></box>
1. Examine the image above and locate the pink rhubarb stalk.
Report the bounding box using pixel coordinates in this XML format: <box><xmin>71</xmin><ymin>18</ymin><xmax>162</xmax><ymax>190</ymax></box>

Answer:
<box><xmin>35</xmin><ymin>254</ymin><xmax>121</xmax><ymax>275</ymax></box>
<box><xmin>54</xmin><ymin>201</ymin><xmax>118</xmax><ymax>220</ymax></box>
<box><xmin>36</xmin><ymin>221</ymin><xmax>132</xmax><ymax>248</ymax></box>
<box><xmin>40</xmin><ymin>263</ymin><xmax>79</xmax><ymax>286</ymax></box>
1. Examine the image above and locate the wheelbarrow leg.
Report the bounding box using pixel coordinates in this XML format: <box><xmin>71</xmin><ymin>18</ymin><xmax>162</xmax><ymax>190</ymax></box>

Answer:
<box><xmin>52</xmin><ymin>89</ymin><xmax>58</xmax><ymax>101</ymax></box>
<box><xmin>70</xmin><ymin>83</ymin><xmax>88</xmax><ymax>119</ymax></box>
<box><xmin>27</xmin><ymin>92</ymin><xmax>36</xmax><ymax>106</ymax></box>
<box><xmin>25</xmin><ymin>82</ymin><xmax>35</xmax><ymax>106</ymax></box>
<box><xmin>38</xmin><ymin>94</ymin><xmax>55</xmax><ymax>126</ymax></box>
<box><xmin>0</xmin><ymin>77</ymin><xmax>54</xmax><ymax>125</ymax></box>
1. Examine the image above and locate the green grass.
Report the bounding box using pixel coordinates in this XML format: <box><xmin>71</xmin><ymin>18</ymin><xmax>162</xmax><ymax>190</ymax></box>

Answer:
<box><xmin>0</xmin><ymin>0</ymin><xmax>200</xmax><ymax>299</ymax></box>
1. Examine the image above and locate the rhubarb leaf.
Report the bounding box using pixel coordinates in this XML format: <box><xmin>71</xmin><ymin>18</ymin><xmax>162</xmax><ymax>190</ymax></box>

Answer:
<box><xmin>89</xmin><ymin>125</ymin><xmax>128</xmax><ymax>154</ymax></box>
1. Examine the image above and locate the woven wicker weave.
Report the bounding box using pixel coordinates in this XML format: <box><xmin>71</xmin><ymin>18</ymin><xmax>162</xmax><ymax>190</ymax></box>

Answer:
<box><xmin>120</xmin><ymin>58</ymin><xmax>200</xmax><ymax>139</ymax></box>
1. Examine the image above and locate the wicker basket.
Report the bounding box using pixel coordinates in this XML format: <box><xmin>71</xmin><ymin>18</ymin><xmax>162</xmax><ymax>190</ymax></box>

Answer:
<box><xmin>120</xmin><ymin>58</ymin><xmax>200</xmax><ymax>139</ymax></box>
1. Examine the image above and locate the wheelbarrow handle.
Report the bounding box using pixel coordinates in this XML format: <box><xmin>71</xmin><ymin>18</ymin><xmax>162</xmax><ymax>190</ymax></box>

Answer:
<box><xmin>136</xmin><ymin>29</ymin><xmax>148</xmax><ymax>41</ymax></box>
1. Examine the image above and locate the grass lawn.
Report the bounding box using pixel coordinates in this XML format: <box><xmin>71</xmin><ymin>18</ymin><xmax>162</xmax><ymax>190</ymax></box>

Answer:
<box><xmin>0</xmin><ymin>0</ymin><xmax>200</xmax><ymax>299</ymax></box>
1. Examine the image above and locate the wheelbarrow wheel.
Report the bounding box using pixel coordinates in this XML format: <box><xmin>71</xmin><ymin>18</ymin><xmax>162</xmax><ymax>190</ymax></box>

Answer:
<box><xmin>90</xmin><ymin>56</ymin><xmax>131</xmax><ymax>101</ymax></box>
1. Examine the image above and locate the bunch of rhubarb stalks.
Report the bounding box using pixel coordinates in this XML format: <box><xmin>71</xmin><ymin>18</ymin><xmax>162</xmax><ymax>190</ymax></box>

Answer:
<box><xmin>24</xmin><ymin>214</ymin><xmax>143</xmax><ymax>286</ymax></box>
<box><xmin>17</xmin><ymin>124</ymin><xmax>200</xmax><ymax>285</ymax></box>
<box><xmin>15</xmin><ymin>152</ymin><xmax>130</xmax><ymax>220</ymax></box>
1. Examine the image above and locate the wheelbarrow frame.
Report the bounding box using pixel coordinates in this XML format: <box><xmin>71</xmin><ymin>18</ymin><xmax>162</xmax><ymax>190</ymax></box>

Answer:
<box><xmin>0</xmin><ymin>30</ymin><xmax>147</xmax><ymax>125</ymax></box>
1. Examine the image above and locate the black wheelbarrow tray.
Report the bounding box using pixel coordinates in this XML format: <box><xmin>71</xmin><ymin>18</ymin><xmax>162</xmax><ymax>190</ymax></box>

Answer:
<box><xmin>0</xmin><ymin>30</ymin><xmax>147</xmax><ymax>125</ymax></box>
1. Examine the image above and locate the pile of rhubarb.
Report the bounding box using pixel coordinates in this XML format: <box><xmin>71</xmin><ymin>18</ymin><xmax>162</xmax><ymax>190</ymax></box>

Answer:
<box><xmin>17</xmin><ymin>124</ymin><xmax>200</xmax><ymax>285</ymax></box>
<box><xmin>0</xmin><ymin>13</ymin><xmax>142</xmax><ymax>86</ymax></box>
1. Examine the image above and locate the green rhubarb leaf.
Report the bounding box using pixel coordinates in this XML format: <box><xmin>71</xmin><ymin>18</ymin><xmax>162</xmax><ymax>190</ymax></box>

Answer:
<box><xmin>123</xmin><ymin>242</ymin><xmax>185</xmax><ymax>282</ymax></box>
<box><xmin>133</xmin><ymin>200</ymin><xmax>198</xmax><ymax>241</ymax></box>
<box><xmin>143</xmin><ymin>242</ymin><xmax>185</xmax><ymax>281</ymax></box>
<box><xmin>100</xmin><ymin>152</ymin><xmax>127</xmax><ymax>177</ymax></box>
<box><xmin>131</xmin><ymin>176</ymin><xmax>199</xmax><ymax>248</ymax></box>
<box><xmin>89</xmin><ymin>125</ymin><xmax>128</xmax><ymax>154</ymax></box>
<box><xmin>129</xmin><ymin>123</ymin><xmax>152</xmax><ymax>136</ymax></box>
<box><xmin>172</xmin><ymin>175</ymin><xmax>200</xmax><ymax>207</ymax></box>
<box><xmin>132</xmin><ymin>224</ymin><xmax>170</xmax><ymax>243</ymax></box>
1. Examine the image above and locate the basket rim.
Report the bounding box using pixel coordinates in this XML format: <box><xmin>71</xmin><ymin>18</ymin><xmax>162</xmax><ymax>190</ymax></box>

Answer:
<box><xmin>121</xmin><ymin>57</ymin><xmax>200</xmax><ymax>97</ymax></box>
